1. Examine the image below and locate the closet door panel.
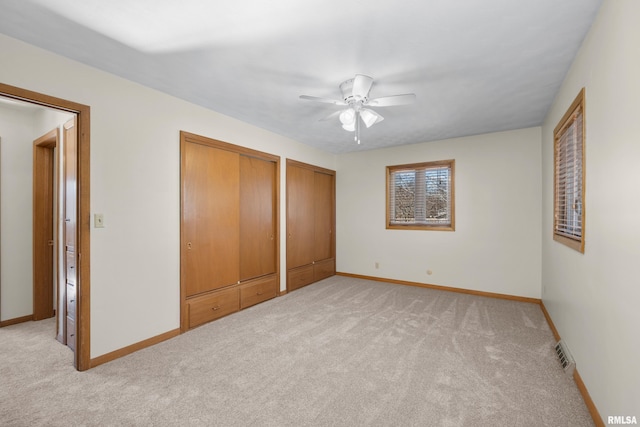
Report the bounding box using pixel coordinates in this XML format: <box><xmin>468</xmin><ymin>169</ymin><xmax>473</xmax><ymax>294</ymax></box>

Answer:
<box><xmin>286</xmin><ymin>165</ymin><xmax>315</xmax><ymax>269</ymax></box>
<box><xmin>240</xmin><ymin>156</ymin><xmax>276</xmax><ymax>280</ymax></box>
<box><xmin>314</xmin><ymin>171</ymin><xmax>334</xmax><ymax>262</ymax></box>
<box><xmin>183</xmin><ymin>142</ymin><xmax>240</xmax><ymax>296</ymax></box>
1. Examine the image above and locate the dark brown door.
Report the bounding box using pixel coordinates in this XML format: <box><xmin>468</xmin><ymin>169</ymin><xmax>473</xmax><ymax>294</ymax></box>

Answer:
<box><xmin>182</xmin><ymin>141</ymin><xmax>240</xmax><ymax>297</ymax></box>
<box><xmin>240</xmin><ymin>156</ymin><xmax>276</xmax><ymax>281</ymax></box>
<box><xmin>286</xmin><ymin>164</ymin><xmax>315</xmax><ymax>269</ymax></box>
<box><xmin>33</xmin><ymin>129</ymin><xmax>57</xmax><ymax>321</ymax></box>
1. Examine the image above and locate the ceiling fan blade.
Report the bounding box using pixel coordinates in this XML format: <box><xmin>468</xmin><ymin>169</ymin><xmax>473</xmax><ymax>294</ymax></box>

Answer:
<box><xmin>352</xmin><ymin>74</ymin><xmax>373</xmax><ymax>99</ymax></box>
<box><xmin>299</xmin><ymin>95</ymin><xmax>346</xmax><ymax>105</ymax></box>
<box><xmin>360</xmin><ymin>108</ymin><xmax>384</xmax><ymax>128</ymax></box>
<box><xmin>319</xmin><ymin>110</ymin><xmax>343</xmax><ymax>121</ymax></box>
<box><xmin>367</xmin><ymin>93</ymin><xmax>416</xmax><ymax>107</ymax></box>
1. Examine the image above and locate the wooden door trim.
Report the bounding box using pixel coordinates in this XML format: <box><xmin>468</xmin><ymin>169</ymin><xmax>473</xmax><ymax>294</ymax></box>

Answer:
<box><xmin>0</xmin><ymin>82</ymin><xmax>91</xmax><ymax>371</ymax></box>
<box><xmin>286</xmin><ymin>158</ymin><xmax>336</xmax><ymax>176</ymax></box>
<box><xmin>33</xmin><ymin>128</ymin><xmax>58</xmax><ymax>146</ymax></box>
<box><xmin>33</xmin><ymin>128</ymin><xmax>58</xmax><ymax>321</ymax></box>
<box><xmin>180</xmin><ymin>131</ymin><xmax>280</xmax><ymax>162</ymax></box>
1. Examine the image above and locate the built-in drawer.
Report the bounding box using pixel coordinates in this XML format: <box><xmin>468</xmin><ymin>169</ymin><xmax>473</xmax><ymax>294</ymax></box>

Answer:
<box><xmin>66</xmin><ymin>282</ymin><xmax>76</xmax><ymax>317</ymax></box>
<box><xmin>66</xmin><ymin>251</ymin><xmax>76</xmax><ymax>285</ymax></box>
<box><xmin>240</xmin><ymin>275</ymin><xmax>277</xmax><ymax>309</ymax></box>
<box><xmin>187</xmin><ymin>287</ymin><xmax>239</xmax><ymax>329</ymax></box>
<box><xmin>66</xmin><ymin>317</ymin><xmax>76</xmax><ymax>350</ymax></box>
<box><xmin>314</xmin><ymin>258</ymin><xmax>335</xmax><ymax>282</ymax></box>
<box><xmin>288</xmin><ymin>265</ymin><xmax>314</xmax><ymax>291</ymax></box>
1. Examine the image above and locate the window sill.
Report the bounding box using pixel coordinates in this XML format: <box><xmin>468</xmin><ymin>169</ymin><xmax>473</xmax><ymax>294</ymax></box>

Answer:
<box><xmin>553</xmin><ymin>233</ymin><xmax>584</xmax><ymax>253</ymax></box>
<box><xmin>387</xmin><ymin>223</ymin><xmax>455</xmax><ymax>232</ymax></box>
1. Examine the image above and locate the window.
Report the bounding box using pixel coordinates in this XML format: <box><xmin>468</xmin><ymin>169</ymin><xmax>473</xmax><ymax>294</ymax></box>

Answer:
<box><xmin>554</xmin><ymin>88</ymin><xmax>585</xmax><ymax>253</ymax></box>
<box><xmin>387</xmin><ymin>160</ymin><xmax>455</xmax><ymax>231</ymax></box>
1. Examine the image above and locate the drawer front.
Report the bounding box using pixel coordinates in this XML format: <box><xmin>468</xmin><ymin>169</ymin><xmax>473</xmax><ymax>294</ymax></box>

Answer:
<box><xmin>188</xmin><ymin>287</ymin><xmax>239</xmax><ymax>329</ymax></box>
<box><xmin>66</xmin><ymin>317</ymin><xmax>76</xmax><ymax>350</ymax></box>
<box><xmin>287</xmin><ymin>265</ymin><xmax>314</xmax><ymax>291</ymax></box>
<box><xmin>66</xmin><ymin>251</ymin><xmax>76</xmax><ymax>285</ymax></box>
<box><xmin>66</xmin><ymin>283</ymin><xmax>76</xmax><ymax>317</ymax></box>
<box><xmin>240</xmin><ymin>275</ymin><xmax>277</xmax><ymax>309</ymax></box>
<box><xmin>314</xmin><ymin>258</ymin><xmax>335</xmax><ymax>282</ymax></box>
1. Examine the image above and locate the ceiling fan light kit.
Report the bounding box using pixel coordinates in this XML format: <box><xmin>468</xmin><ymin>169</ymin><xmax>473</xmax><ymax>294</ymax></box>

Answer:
<box><xmin>339</xmin><ymin>108</ymin><xmax>356</xmax><ymax>127</ymax></box>
<box><xmin>300</xmin><ymin>74</ymin><xmax>416</xmax><ymax>145</ymax></box>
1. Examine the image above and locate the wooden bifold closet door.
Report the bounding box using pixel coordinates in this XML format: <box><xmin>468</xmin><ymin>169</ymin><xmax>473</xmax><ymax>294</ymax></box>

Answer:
<box><xmin>240</xmin><ymin>155</ymin><xmax>277</xmax><ymax>281</ymax></box>
<box><xmin>180</xmin><ymin>132</ymin><xmax>279</xmax><ymax>331</ymax></box>
<box><xmin>182</xmin><ymin>141</ymin><xmax>240</xmax><ymax>296</ymax></box>
<box><xmin>286</xmin><ymin>165</ymin><xmax>315</xmax><ymax>270</ymax></box>
<box><xmin>286</xmin><ymin>159</ymin><xmax>335</xmax><ymax>292</ymax></box>
<box><xmin>314</xmin><ymin>171</ymin><xmax>333</xmax><ymax>263</ymax></box>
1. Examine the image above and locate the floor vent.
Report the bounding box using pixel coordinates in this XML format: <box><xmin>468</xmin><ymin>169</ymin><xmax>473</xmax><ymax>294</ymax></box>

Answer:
<box><xmin>555</xmin><ymin>340</ymin><xmax>575</xmax><ymax>376</ymax></box>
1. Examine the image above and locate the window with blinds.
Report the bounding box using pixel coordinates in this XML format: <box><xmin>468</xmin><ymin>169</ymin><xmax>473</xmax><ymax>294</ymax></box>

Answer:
<box><xmin>554</xmin><ymin>88</ymin><xmax>585</xmax><ymax>253</ymax></box>
<box><xmin>386</xmin><ymin>159</ymin><xmax>455</xmax><ymax>231</ymax></box>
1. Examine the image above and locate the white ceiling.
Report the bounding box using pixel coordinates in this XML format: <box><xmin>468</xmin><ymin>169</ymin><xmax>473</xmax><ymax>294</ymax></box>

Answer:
<box><xmin>0</xmin><ymin>0</ymin><xmax>602</xmax><ymax>154</ymax></box>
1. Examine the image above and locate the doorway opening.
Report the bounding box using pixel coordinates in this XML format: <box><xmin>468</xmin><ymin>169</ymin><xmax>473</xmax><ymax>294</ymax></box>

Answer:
<box><xmin>0</xmin><ymin>83</ymin><xmax>90</xmax><ymax>371</ymax></box>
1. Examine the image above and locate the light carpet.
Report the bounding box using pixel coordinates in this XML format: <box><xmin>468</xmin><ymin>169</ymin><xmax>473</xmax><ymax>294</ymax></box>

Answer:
<box><xmin>0</xmin><ymin>276</ymin><xmax>594</xmax><ymax>426</ymax></box>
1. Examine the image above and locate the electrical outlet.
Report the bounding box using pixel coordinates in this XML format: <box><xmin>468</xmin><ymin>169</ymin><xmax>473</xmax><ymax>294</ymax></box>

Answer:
<box><xmin>426</xmin><ymin>269</ymin><xmax>433</xmax><ymax>275</ymax></box>
<box><xmin>375</xmin><ymin>262</ymin><xmax>379</xmax><ymax>269</ymax></box>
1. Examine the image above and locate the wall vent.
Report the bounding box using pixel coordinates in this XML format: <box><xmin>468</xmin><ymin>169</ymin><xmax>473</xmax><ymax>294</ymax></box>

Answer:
<box><xmin>555</xmin><ymin>340</ymin><xmax>575</xmax><ymax>376</ymax></box>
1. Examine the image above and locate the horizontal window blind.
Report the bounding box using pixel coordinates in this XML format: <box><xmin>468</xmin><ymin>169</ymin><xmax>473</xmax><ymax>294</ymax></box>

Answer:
<box><xmin>553</xmin><ymin>88</ymin><xmax>585</xmax><ymax>252</ymax></box>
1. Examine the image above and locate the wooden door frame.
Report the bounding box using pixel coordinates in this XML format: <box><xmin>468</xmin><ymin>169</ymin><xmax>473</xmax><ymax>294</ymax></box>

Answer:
<box><xmin>33</xmin><ymin>128</ymin><xmax>58</xmax><ymax>322</ymax></box>
<box><xmin>0</xmin><ymin>83</ymin><xmax>91</xmax><ymax>371</ymax></box>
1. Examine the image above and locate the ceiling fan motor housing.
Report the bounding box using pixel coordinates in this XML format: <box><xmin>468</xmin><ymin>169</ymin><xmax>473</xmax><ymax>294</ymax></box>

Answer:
<box><xmin>340</xmin><ymin>78</ymin><xmax>368</xmax><ymax>104</ymax></box>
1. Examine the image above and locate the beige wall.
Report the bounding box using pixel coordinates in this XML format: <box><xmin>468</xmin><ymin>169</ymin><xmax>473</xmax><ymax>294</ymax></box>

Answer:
<box><xmin>541</xmin><ymin>0</ymin><xmax>640</xmax><ymax>418</ymax></box>
<box><xmin>336</xmin><ymin>127</ymin><xmax>542</xmax><ymax>298</ymax></box>
<box><xmin>0</xmin><ymin>103</ymin><xmax>36</xmax><ymax>320</ymax></box>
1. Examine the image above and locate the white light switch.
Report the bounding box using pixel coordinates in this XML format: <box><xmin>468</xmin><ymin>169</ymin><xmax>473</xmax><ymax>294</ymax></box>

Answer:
<box><xmin>94</xmin><ymin>213</ymin><xmax>105</xmax><ymax>228</ymax></box>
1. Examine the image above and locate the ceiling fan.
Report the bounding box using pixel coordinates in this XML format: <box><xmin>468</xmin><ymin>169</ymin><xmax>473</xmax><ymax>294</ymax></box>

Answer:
<box><xmin>300</xmin><ymin>74</ymin><xmax>416</xmax><ymax>144</ymax></box>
